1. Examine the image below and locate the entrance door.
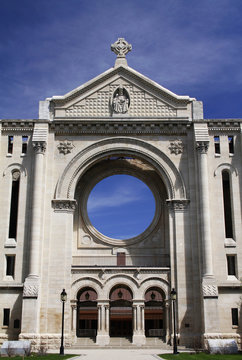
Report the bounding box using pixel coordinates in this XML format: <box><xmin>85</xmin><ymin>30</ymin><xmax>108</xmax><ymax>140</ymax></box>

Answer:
<box><xmin>109</xmin><ymin>285</ymin><xmax>133</xmax><ymax>337</ymax></box>
<box><xmin>76</xmin><ymin>287</ymin><xmax>98</xmax><ymax>338</ymax></box>
<box><xmin>145</xmin><ymin>287</ymin><xmax>165</xmax><ymax>338</ymax></box>
<box><xmin>110</xmin><ymin>305</ymin><xmax>132</xmax><ymax>337</ymax></box>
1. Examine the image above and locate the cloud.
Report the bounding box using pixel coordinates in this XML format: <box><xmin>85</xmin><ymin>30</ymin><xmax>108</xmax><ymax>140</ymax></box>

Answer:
<box><xmin>87</xmin><ymin>186</ymin><xmax>142</xmax><ymax>212</ymax></box>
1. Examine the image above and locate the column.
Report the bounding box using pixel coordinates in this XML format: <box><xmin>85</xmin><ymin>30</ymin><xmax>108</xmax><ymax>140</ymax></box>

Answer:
<box><xmin>96</xmin><ymin>303</ymin><xmax>110</xmax><ymax>345</ymax></box>
<box><xmin>132</xmin><ymin>302</ymin><xmax>146</xmax><ymax>345</ymax></box>
<box><xmin>141</xmin><ymin>305</ymin><xmax>145</xmax><ymax>333</ymax></box>
<box><xmin>71</xmin><ymin>305</ymin><xmax>77</xmax><ymax>332</ymax></box>
<box><xmin>21</xmin><ymin>125</ymin><xmax>47</xmax><ymax>336</ymax></box>
<box><xmin>196</xmin><ymin>141</ymin><xmax>219</xmax><ymax>345</ymax></box>
<box><xmin>196</xmin><ymin>142</ymin><xmax>213</xmax><ymax>277</ymax></box>
<box><xmin>98</xmin><ymin>305</ymin><xmax>102</xmax><ymax>332</ymax></box>
<box><xmin>105</xmin><ymin>305</ymin><xmax>109</xmax><ymax>333</ymax></box>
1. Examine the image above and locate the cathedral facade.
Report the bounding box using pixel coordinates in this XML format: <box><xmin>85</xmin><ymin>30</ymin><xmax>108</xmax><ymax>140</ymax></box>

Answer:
<box><xmin>0</xmin><ymin>39</ymin><xmax>241</xmax><ymax>349</ymax></box>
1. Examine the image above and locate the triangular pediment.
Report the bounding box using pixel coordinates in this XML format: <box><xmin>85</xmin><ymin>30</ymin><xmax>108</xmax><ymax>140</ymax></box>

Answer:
<box><xmin>49</xmin><ymin>65</ymin><xmax>195</xmax><ymax>119</ymax></box>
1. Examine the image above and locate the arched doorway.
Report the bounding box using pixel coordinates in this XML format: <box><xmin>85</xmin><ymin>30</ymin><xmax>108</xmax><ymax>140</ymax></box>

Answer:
<box><xmin>109</xmin><ymin>285</ymin><xmax>133</xmax><ymax>337</ymax></box>
<box><xmin>145</xmin><ymin>287</ymin><xmax>165</xmax><ymax>339</ymax></box>
<box><xmin>77</xmin><ymin>287</ymin><xmax>98</xmax><ymax>339</ymax></box>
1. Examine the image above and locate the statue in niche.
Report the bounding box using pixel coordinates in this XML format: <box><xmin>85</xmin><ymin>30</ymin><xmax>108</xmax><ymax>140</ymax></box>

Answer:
<box><xmin>112</xmin><ymin>86</ymin><xmax>130</xmax><ymax>114</ymax></box>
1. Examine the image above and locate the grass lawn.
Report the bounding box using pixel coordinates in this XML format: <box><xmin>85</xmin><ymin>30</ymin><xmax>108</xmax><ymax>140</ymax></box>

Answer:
<box><xmin>2</xmin><ymin>355</ymin><xmax>77</xmax><ymax>360</ymax></box>
<box><xmin>159</xmin><ymin>353</ymin><xmax>242</xmax><ymax>360</ymax></box>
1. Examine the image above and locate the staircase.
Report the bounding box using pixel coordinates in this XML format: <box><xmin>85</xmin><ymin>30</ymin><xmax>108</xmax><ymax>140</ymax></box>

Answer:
<box><xmin>68</xmin><ymin>336</ymin><xmax>172</xmax><ymax>349</ymax></box>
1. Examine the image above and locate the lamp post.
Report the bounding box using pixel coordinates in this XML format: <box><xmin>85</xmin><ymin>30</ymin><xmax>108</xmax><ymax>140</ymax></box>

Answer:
<box><xmin>171</xmin><ymin>288</ymin><xmax>178</xmax><ymax>354</ymax></box>
<box><xmin>60</xmin><ymin>289</ymin><xmax>67</xmax><ymax>355</ymax></box>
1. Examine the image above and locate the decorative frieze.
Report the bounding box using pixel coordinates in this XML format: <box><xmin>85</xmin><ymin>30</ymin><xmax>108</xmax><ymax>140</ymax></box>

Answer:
<box><xmin>52</xmin><ymin>121</ymin><xmax>189</xmax><ymax>135</ymax></box>
<box><xmin>52</xmin><ymin>199</ymin><xmax>77</xmax><ymax>212</ymax></box>
<box><xmin>168</xmin><ymin>139</ymin><xmax>184</xmax><ymax>155</ymax></box>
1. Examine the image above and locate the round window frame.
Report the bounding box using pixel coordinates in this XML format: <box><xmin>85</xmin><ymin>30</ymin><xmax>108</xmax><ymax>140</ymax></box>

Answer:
<box><xmin>79</xmin><ymin>166</ymin><xmax>162</xmax><ymax>246</ymax></box>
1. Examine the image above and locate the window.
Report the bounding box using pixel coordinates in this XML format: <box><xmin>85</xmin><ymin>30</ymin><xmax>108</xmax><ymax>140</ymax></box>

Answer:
<box><xmin>3</xmin><ymin>309</ymin><xmax>10</xmax><ymax>326</ymax></box>
<box><xmin>228</xmin><ymin>136</ymin><xmax>234</xmax><ymax>154</ymax></box>
<box><xmin>227</xmin><ymin>255</ymin><xmax>236</xmax><ymax>276</ymax></box>
<box><xmin>222</xmin><ymin>171</ymin><xmax>233</xmax><ymax>239</ymax></box>
<box><xmin>8</xmin><ymin>171</ymin><xmax>20</xmax><ymax>240</ymax></box>
<box><xmin>22</xmin><ymin>136</ymin><xmax>28</xmax><ymax>154</ymax></box>
<box><xmin>6</xmin><ymin>255</ymin><xmax>15</xmax><ymax>277</ymax></box>
<box><xmin>232</xmin><ymin>308</ymin><xmax>239</xmax><ymax>326</ymax></box>
<box><xmin>8</xmin><ymin>136</ymin><xmax>13</xmax><ymax>154</ymax></box>
<box><xmin>117</xmin><ymin>252</ymin><xmax>126</xmax><ymax>266</ymax></box>
<box><xmin>214</xmin><ymin>136</ymin><xmax>220</xmax><ymax>154</ymax></box>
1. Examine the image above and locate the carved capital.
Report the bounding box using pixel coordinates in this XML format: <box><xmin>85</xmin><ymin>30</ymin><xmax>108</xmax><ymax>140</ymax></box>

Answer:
<box><xmin>196</xmin><ymin>141</ymin><xmax>209</xmax><ymax>154</ymax></box>
<box><xmin>166</xmin><ymin>199</ymin><xmax>190</xmax><ymax>211</ymax></box>
<box><xmin>202</xmin><ymin>284</ymin><xmax>218</xmax><ymax>298</ymax></box>
<box><xmin>32</xmin><ymin>141</ymin><xmax>46</xmax><ymax>154</ymax></box>
<box><xmin>52</xmin><ymin>199</ymin><xmax>77</xmax><ymax>212</ymax></box>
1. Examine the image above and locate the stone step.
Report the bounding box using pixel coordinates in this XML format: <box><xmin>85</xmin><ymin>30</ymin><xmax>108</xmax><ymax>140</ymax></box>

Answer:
<box><xmin>68</xmin><ymin>337</ymin><xmax>173</xmax><ymax>349</ymax></box>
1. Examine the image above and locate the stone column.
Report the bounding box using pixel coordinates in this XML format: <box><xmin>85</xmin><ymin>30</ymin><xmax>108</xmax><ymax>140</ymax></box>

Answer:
<box><xmin>96</xmin><ymin>303</ymin><xmax>110</xmax><ymax>345</ymax></box>
<box><xmin>71</xmin><ymin>305</ymin><xmax>77</xmax><ymax>332</ymax></box>
<box><xmin>21</xmin><ymin>125</ymin><xmax>48</xmax><ymax>335</ymax></box>
<box><xmin>196</xmin><ymin>142</ymin><xmax>214</xmax><ymax>278</ymax></box>
<box><xmin>167</xmin><ymin>199</ymin><xmax>189</xmax><ymax>345</ymax></box>
<box><xmin>196</xmin><ymin>141</ymin><xmax>219</xmax><ymax>345</ymax></box>
<box><xmin>105</xmin><ymin>305</ymin><xmax>109</xmax><ymax>333</ymax></box>
<box><xmin>132</xmin><ymin>302</ymin><xmax>146</xmax><ymax>345</ymax></box>
<box><xmin>98</xmin><ymin>305</ymin><xmax>102</xmax><ymax>332</ymax></box>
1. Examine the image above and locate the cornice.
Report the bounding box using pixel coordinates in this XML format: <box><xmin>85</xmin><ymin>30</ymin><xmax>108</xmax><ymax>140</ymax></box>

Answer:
<box><xmin>48</xmin><ymin>66</ymin><xmax>193</xmax><ymax>107</ymax></box>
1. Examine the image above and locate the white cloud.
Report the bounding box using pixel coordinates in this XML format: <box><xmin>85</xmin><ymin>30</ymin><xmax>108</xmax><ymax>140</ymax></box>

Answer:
<box><xmin>87</xmin><ymin>186</ymin><xmax>142</xmax><ymax>212</ymax></box>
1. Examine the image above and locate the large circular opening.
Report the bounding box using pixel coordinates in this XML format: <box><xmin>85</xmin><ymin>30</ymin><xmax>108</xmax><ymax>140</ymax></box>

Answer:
<box><xmin>87</xmin><ymin>174</ymin><xmax>156</xmax><ymax>240</ymax></box>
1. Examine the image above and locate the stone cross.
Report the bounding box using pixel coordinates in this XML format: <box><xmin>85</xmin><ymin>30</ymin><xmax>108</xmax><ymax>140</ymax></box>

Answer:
<box><xmin>111</xmin><ymin>38</ymin><xmax>132</xmax><ymax>58</ymax></box>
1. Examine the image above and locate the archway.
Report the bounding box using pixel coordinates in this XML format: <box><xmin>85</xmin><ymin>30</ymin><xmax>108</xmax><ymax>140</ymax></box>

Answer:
<box><xmin>145</xmin><ymin>287</ymin><xmax>165</xmax><ymax>339</ymax></box>
<box><xmin>76</xmin><ymin>287</ymin><xmax>98</xmax><ymax>338</ymax></box>
<box><xmin>109</xmin><ymin>285</ymin><xmax>133</xmax><ymax>337</ymax></box>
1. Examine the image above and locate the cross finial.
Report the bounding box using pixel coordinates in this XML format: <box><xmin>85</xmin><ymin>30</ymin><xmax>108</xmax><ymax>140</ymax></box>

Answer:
<box><xmin>111</xmin><ymin>38</ymin><xmax>132</xmax><ymax>67</ymax></box>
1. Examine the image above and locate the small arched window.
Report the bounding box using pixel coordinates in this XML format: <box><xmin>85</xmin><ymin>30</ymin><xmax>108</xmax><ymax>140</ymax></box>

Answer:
<box><xmin>222</xmin><ymin>170</ymin><xmax>233</xmax><ymax>239</ymax></box>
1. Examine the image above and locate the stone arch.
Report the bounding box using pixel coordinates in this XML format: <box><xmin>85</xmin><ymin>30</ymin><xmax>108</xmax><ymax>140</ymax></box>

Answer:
<box><xmin>103</xmin><ymin>274</ymin><xmax>139</xmax><ymax>299</ymax></box>
<box><xmin>71</xmin><ymin>277</ymin><xmax>103</xmax><ymax>300</ymax></box>
<box><xmin>55</xmin><ymin>137</ymin><xmax>187</xmax><ymax>201</ymax></box>
<box><xmin>139</xmin><ymin>278</ymin><xmax>169</xmax><ymax>300</ymax></box>
<box><xmin>214</xmin><ymin>163</ymin><xmax>238</xmax><ymax>177</ymax></box>
<box><xmin>3</xmin><ymin>163</ymin><xmax>27</xmax><ymax>178</ymax></box>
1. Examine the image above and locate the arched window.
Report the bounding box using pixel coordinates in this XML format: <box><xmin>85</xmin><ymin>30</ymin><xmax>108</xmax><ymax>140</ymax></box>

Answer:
<box><xmin>8</xmin><ymin>170</ymin><xmax>20</xmax><ymax>240</ymax></box>
<box><xmin>222</xmin><ymin>170</ymin><xmax>233</xmax><ymax>239</ymax></box>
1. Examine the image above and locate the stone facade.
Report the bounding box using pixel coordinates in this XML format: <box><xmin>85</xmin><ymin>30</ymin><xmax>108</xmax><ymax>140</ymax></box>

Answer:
<box><xmin>0</xmin><ymin>39</ymin><xmax>241</xmax><ymax>349</ymax></box>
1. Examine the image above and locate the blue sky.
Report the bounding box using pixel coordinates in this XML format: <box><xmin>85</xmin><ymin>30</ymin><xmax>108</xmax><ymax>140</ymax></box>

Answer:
<box><xmin>1</xmin><ymin>1</ymin><xmax>241</xmax><ymax>239</ymax></box>
<box><xmin>1</xmin><ymin>0</ymin><xmax>242</xmax><ymax>119</ymax></box>
<box><xmin>87</xmin><ymin>175</ymin><xmax>155</xmax><ymax>239</ymax></box>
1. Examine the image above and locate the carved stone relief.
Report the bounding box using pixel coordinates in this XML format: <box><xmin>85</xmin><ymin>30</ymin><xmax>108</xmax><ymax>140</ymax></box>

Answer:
<box><xmin>169</xmin><ymin>139</ymin><xmax>184</xmax><ymax>155</ymax></box>
<box><xmin>52</xmin><ymin>199</ymin><xmax>77</xmax><ymax>212</ymax></box>
<box><xmin>57</xmin><ymin>140</ymin><xmax>74</xmax><ymax>155</ymax></box>
<box><xmin>65</xmin><ymin>83</ymin><xmax>177</xmax><ymax>118</ymax></box>
<box><xmin>202</xmin><ymin>284</ymin><xmax>218</xmax><ymax>297</ymax></box>
<box><xmin>111</xmin><ymin>86</ymin><xmax>130</xmax><ymax>114</ymax></box>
